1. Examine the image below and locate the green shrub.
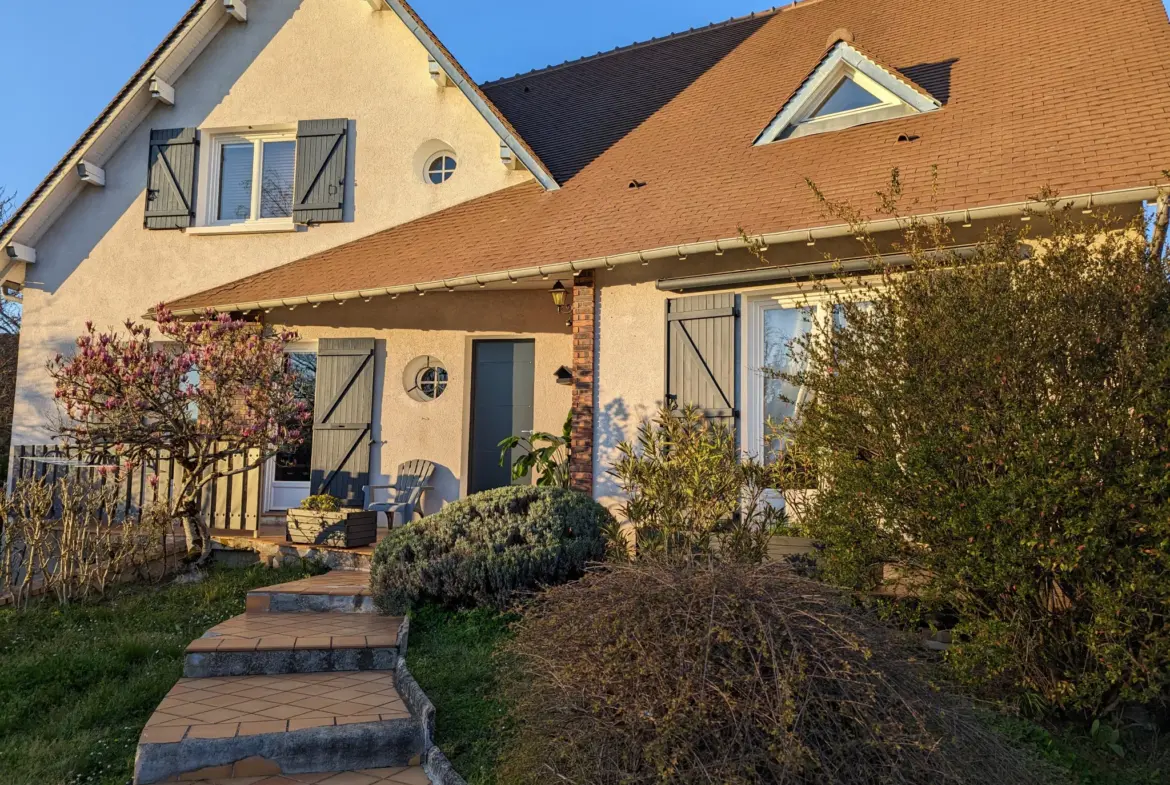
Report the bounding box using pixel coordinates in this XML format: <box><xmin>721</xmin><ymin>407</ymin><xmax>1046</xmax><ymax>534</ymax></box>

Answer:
<box><xmin>608</xmin><ymin>405</ymin><xmax>789</xmax><ymax>564</ymax></box>
<box><xmin>300</xmin><ymin>494</ymin><xmax>341</xmax><ymax>512</ymax></box>
<box><xmin>775</xmin><ymin>205</ymin><xmax>1170</xmax><ymax>715</ymax></box>
<box><xmin>501</xmin><ymin>561</ymin><xmax>1055</xmax><ymax>785</ymax></box>
<box><xmin>370</xmin><ymin>486</ymin><xmax>611</xmax><ymax>613</ymax></box>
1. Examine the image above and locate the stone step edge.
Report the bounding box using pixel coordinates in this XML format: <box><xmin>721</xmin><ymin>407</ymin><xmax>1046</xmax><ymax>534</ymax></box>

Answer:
<box><xmin>246</xmin><ymin>590</ymin><xmax>376</xmax><ymax>614</ymax></box>
<box><xmin>182</xmin><ymin>616</ymin><xmax>409</xmax><ymax>678</ymax></box>
<box><xmin>183</xmin><ymin>646</ymin><xmax>398</xmax><ymax>678</ymax></box>
<box><xmin>133</xmin><ymin>717</ymin><xmax>423</xmax><ymax>785</ymax></box>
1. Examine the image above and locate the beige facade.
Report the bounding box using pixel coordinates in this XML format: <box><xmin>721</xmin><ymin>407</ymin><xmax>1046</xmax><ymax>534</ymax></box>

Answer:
<box><xmin>13</xmin><ymin>0</ymin><xmax>531</xmax><ymax>445</ymax></box>
<box><xmin>269</xmin><ymin>292</ymin><xmax>571</xmax><ymax>513</ymax></box>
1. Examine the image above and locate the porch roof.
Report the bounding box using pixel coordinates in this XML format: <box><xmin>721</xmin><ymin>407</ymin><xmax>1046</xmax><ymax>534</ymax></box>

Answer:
<box><xmin>168</xmin><ymin>0</ymin><xmax>1170</xmax><ymax>315</ymax></box>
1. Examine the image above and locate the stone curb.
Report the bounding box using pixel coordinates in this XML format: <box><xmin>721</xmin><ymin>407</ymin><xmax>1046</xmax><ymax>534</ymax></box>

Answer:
<box><xmin>393</xmin><ymin>615</ymin><xmax>467</xmax><ymax>785</ymax></box>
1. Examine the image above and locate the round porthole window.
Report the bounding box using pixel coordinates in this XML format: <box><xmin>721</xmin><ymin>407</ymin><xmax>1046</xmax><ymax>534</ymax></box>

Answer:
<box><xmin>404</xmin><ymin>355</ymin><xmax>448</xmax><ymax>402</ymax></box>
<box><xmin>425</xmin><ymin>153</ymin><xmax>457</xmax><ymax>185</ymax></box>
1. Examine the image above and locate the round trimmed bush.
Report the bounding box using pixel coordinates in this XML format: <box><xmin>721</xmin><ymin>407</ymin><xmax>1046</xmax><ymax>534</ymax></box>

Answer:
<box><xmin>370</xmin><ymin>486</ymin><xmax>612</xmax><ymax>613</ymax></box>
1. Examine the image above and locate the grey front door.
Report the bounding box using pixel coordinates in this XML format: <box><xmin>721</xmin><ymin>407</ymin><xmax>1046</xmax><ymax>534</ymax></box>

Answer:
<box><xmin>468</xmin><ymin>340</ymin><xmax>535</xmax><ymax>494</ymax></box>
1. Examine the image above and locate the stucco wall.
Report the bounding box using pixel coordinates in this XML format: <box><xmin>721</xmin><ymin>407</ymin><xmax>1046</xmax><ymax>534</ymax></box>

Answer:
<box><xmin>269</xmin><ymin>290</ymin><xmax>572</xmax><ymax>514</ymax></box>
<box><xmin>13</xmin><ymin>0</ymin><xmax>531</xmax><ymax>444</ymax></box>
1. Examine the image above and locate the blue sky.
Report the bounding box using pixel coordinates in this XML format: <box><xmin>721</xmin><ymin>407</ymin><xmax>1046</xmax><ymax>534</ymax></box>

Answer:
<box><xmin>0</xmin><ymin>0</ymin><xmax>772</xmax><ymax>204</ymax></box>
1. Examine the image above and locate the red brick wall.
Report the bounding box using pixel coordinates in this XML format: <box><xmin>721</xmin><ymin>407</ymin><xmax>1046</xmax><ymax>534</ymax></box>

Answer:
<box><xmin>569</xmin><ymin>271</ymin><xmax>595</xmax><ymax>494</ymax></box>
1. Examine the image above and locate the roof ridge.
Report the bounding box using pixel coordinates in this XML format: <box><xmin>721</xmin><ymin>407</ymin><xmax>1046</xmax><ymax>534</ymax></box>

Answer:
<box><xmin>481</xmin><ymin>2</ymin><xmax>813</xmax><ymax>88</ymax></box>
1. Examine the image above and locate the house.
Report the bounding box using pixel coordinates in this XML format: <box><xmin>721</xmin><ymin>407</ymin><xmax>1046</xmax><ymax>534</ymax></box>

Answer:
<box><xmin>5</xmin><ymin>0</ymin><xmax>1170</xmax><ymax>532</ymax></box>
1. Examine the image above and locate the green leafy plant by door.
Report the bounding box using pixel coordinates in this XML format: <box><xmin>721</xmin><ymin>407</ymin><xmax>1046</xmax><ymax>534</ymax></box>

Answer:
<box><xmin>498</xmin><ymin>411</ymin><xmax>572</xmax><ymax>488</ymax></box>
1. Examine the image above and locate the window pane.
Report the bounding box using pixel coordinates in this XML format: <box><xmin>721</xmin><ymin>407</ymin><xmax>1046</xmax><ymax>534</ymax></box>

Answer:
<box><xmin>812</xmin><ymin>77</ymin><xmax>883</xmax><ymax>118</ymax></box>
<box><xmin>763</xmin><ymin>306</ymin><xmax>813</xmax><ymax>461</ymax></box>
<box><xmin>217</xmin><ymin>143</ymin><xmax>254</xmax><ymax>221</ymax></box>
<box><xmin>260</xmin><ymin>140</ymin><xmax>296</xmax><ymax>219</ymax></box>
<box><xmin>275</xmin><ymin>353</ymin><xmax>316</xmax><ymax>482</ymax></box>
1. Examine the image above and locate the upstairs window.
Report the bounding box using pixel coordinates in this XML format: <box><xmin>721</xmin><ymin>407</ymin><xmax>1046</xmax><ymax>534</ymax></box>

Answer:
<box><xmin>209</xmin><ymin>131</ymin><xmax>297</xmax><ymax>225</ymax></box>
<box><xmin>426</xmin><ymin>152</ymin><xmax>458</xmax><ymax>185</ymax></box>
<box><xmin>810</xmin><ymin>76</ymin><xmax>883</xmax><ymax>118</ymax></box>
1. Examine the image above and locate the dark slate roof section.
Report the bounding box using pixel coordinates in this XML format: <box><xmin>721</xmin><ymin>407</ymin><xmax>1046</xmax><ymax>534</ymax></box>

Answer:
<box><xmin>483</xmin><ymin>12</ymin><xmax>773</xmax><ymax>183</ymax></box>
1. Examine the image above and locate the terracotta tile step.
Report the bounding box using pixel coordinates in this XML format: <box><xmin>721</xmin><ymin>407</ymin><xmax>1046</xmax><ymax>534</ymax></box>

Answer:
<box><xmin>247</xmin><ymin>572</ymin><xmax>374</xmax><ymax>615</ymax></box>
<box><xmin>183</xmin><ymin>613</ymin><xmax>404</xmax><ymax>677</ymax></box>
<box><xmin>135</xmin><ymin>673</ymin><xmax>422</xmax><ymax>785</ymax></box>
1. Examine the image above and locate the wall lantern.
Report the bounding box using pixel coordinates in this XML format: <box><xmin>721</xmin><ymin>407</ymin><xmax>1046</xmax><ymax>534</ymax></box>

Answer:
<box><xmin>550</xmin><ymin>280</ymin><xmax>570</xmax><ymax>313</ymax></box>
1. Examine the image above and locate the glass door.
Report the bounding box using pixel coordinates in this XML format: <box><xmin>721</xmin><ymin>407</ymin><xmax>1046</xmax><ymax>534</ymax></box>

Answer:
<box><xmin>266</xmin><ymin>351</ymin><xmax>316</xmax><ymax>511</ymax></box>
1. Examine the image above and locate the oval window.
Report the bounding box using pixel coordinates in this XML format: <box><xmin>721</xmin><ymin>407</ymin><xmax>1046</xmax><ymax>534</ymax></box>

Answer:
<box><xmin>404</xmin><ymin>356</ymin><xmax>449</xmax><ymax>402</ymax></box>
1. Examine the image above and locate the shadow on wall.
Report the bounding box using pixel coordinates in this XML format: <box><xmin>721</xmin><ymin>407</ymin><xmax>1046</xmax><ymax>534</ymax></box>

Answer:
<box><xmin>593</xmin><ymin>395</ymin><xmax>659</xmax><ymax>504</ymax></box>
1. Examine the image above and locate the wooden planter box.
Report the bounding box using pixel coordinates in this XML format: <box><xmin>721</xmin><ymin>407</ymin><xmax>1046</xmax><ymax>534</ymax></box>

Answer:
<box><xmin>286</xmin><ymin>509</ymin><xmax>378</xmax><ymax>548</ymax></box>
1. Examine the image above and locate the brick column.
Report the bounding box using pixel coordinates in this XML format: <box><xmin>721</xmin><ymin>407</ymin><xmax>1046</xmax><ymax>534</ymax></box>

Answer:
<box><xmin>569</xmin><ymin>271</ymin><xmax>595</xmax><ymax>495</ymax></box>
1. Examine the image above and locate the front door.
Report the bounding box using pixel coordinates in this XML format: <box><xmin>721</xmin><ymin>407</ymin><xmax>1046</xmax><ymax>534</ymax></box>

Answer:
<box><xmin>468</xmin><ymin>340</ymin><xmax>535</xmax><ymax>494</ymax></box>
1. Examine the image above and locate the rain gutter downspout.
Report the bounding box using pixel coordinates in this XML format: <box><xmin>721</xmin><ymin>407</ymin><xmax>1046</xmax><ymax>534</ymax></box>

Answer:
<box><xmin>169</xmin><ymin>186</ymin><xmax>1158</xmax><ymax>317</ymax></box>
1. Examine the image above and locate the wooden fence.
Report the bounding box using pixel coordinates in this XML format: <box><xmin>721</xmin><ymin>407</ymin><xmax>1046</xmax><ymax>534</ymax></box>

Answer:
<box><xmin>11</xmin><ymin>444</ymin><xmax>264</xmax><ymax>533</ymax></box>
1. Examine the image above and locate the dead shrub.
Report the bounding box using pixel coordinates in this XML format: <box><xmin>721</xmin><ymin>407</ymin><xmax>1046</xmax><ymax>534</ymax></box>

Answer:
<box><xmin>0</xmin><ymin>476</ymin><xmax>176</xmax><ymax>606</ymax></box>
<box><xmin>501</xmin><ymin>561</ymin><xmax>1055</xmax><ymax>785</ymax></box>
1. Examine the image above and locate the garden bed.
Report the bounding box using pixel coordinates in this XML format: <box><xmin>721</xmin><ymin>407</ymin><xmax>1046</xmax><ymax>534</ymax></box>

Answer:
<box><xmin>0</xmin><ymin>563</ymin><xmax>320</xmax><ymax>785</ymax></box>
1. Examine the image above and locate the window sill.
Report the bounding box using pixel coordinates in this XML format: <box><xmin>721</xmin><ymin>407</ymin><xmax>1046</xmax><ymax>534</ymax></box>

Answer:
<box><xmin>185</xmin><ymin>223</ymin><xmax>302</xmax><ymax>236</ymax></box>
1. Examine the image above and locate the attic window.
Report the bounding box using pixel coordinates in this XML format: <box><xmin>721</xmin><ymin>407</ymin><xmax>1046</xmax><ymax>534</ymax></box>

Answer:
<box><xmin>810</xmin><ymin>77</ymin><xmax>882</xmax><ymax>118</ymax></box>
<box><xmin>755</xmin><ymin>42</ymin><xmax>941</xmax><ymax>145</ymax></box>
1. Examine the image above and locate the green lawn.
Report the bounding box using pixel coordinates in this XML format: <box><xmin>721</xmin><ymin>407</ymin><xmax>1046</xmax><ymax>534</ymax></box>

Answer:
<box><xmin>404</xmin><ymin>605</ymin><xmax>514</xmax><ymax>785</ymax></box>
<box><xmin>0</xmin><ymin>563</ymin><xmax>319</xmax><ymax>785</ymax></box>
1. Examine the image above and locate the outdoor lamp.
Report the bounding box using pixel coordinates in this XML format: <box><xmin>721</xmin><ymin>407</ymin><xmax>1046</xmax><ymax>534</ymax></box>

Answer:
<box><xmin>550</xmin><ymin>281</ymin><xmax>570</xmax><ymax>313</ymax></box>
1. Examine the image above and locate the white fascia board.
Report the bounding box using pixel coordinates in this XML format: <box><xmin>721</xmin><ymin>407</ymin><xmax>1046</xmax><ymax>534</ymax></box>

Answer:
<box><xmin>755</xmin><ymin>42</ymin><xmax>941</xmax><ymax>145</ymax></box>
<box><xmin>1</xmin><ymin>1</ymin><xmax>227</xmax><ymax>249</ymax></box>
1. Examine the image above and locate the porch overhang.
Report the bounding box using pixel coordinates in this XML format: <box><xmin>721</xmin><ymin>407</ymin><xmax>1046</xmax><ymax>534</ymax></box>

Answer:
<box><xmin>167</xmin><ymin>185</ymin><xmax>1158</xmax><ymax>318</ymax></box>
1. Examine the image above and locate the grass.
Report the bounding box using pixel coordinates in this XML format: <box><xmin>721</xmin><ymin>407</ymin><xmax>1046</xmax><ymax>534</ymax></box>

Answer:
<box><xmin>990</xmin><ymin>713</ymin><xmax>1170</xmax><ymax>785</ymax></box>
<box><xmin>0</xmin><ymin>563</ymin><xmax>320</xmax><ymax>785</ymax></box>
<box><xmin>404</xmin><ymin>604</ymin><xmax>514</xmax><ymax>785</ymax></box>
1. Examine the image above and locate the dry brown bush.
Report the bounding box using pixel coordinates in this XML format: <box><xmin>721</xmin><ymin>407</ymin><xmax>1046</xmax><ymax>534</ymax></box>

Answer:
<box><xmin>0</xmin><ymin>476</ymin><xmax>175</xmax><ymax>606</ymax></box>
<box><xmin>501</xmin><ymin>561</ymin><xmax>1056</xmax><ymax>785</ymax></box>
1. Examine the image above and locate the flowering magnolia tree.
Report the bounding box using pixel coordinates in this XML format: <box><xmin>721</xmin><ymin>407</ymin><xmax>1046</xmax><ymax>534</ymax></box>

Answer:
<box><xmin>49</xmin><ymin>305</ymin><xmax>310</xmax><ymax>562</ymax></box>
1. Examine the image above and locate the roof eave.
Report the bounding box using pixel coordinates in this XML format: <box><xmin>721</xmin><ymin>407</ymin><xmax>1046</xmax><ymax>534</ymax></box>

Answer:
<box><xmin>167</xmin><ymin>185</ymin><xmax>1157</xmax><ymax>317</ymax></box>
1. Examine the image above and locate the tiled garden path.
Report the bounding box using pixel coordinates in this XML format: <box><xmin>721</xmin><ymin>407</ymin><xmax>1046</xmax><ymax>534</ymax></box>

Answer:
<box><xmin>133</xmin><ymin>571</ymin><xmax>430</xmax><ymax>785</ymax></box>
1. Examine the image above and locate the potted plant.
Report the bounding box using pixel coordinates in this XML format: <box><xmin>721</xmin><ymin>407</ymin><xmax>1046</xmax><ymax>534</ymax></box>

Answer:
<box><xmin>286</xmin><ymin>494</ymin><xmax>378</xmax><ymax>548</ymax></box>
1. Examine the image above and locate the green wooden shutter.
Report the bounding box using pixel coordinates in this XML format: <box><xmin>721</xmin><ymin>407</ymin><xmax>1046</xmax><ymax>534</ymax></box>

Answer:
<box><xmin>665</xmin><ymin>293</ymin><xmax>740</xmax><ymax>427</ymax></box>
<box><xmin>144</xmin><ymin>128</ymin><xmax>198</xmax><ymax>229</ymax></box>
<box><xmin>293</xmin><ymin>119</ymin><xmax>348</xmax><ymax>224</ymax></box>
<box><xmin>310</xmin><ymin>338</ymin><xmax>375</xmax><ymax>507</ymax></box>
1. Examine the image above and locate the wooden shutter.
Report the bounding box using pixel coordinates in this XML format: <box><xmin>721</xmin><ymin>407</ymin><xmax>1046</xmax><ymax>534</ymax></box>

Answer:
<box><xmin>144</xmin><ymin>128</ymin><xmax>198</xmax><ymax>229</ymax></box>
<box><xmin>293</xmin><ymin>119</ymin><xmax>348</xmax><ymax>224</ymax></box>
<box><xmin>665</xmin><ymin>293</ymin><xmax>740</xmax><ymax>426</ymax></box>
<box><xmin>310</xmin><ymin>338</ymin><xmax>375</xmax><ymax>507</ymax></box>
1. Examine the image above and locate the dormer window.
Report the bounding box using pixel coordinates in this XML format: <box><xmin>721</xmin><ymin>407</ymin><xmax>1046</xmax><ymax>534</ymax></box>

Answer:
<box><xmin>756</xmin><ymin>41</ymin><xmax>941</xmax><ymax>145</ymax></box>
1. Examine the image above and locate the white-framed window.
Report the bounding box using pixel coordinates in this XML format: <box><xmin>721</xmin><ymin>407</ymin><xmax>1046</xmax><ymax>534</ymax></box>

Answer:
<box><xmin>425</xmin><ymin>152</ymin><xmax>457</xmax><ymax>185</ymax></box>
<box><xmin>207</xmin><ymin>130</ymin><xmax>297</xmax><ymax>226</ymax></box>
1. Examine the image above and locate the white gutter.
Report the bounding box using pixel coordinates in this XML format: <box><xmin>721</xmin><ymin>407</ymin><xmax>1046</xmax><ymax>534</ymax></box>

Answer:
<box><xmin>170</xmin><ymin>185</ymin><xmax>1160</xmax><ymax>317</ymax></box>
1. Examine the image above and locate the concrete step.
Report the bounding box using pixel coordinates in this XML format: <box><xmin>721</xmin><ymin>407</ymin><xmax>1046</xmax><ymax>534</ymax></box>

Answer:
<box><xmin>184</xmin><ymin>613</ymin><xmax>406</xmax><ymax>677</ymax></box>
<box><xmin>133</xmin><ymin>671</ymin><xmax>422</xmax><ymax>784</ymax></box>
<box><xmin>247</xmin><ymin>572</ymin><xmax>375</xmax><ymax>614</ymax></box>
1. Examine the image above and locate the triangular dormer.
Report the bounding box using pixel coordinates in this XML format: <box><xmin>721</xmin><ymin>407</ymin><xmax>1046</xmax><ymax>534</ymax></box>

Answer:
<box><xmin>755</xmin><ymin>40</ymin><xmax>940</xmax><ymax>144</ymax></box>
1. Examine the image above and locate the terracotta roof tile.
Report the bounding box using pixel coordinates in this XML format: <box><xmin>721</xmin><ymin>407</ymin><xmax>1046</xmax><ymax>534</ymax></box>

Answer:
<box><xmin>170</xmin><ymin>0</ymin><xmax>1170</xmax><ymax>312</ymax></box>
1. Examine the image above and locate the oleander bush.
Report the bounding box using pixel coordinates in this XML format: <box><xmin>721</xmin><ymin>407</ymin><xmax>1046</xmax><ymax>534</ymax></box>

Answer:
<box><xmin>501</xmin><ymin>561</ymin><xmax>1055</xmax><ymax>785</ymax></box>
<box><xmin>773</xmin><ymin>204</ymin><xmax>1170</xmax><ymax>715</ymax></box>
<box><xmin>370</xmin><ymin>485</ymin><xmax>611</xmax><ymax>613</ymax></box>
